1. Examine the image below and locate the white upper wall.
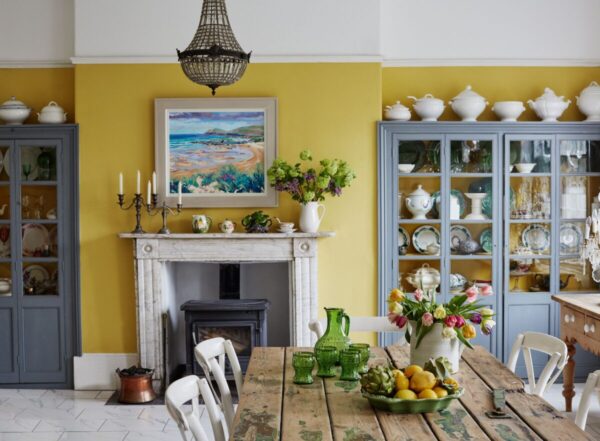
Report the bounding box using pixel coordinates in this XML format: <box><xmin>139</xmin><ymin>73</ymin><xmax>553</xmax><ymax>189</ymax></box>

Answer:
<box><xmin>1</xmin><ymin>0</ymin><xmax>600</xmax><ymax>65</ymax></box>
<box><xmin>382</xmin><ymin>0</ymin><xmax>600</xmax><ymax>65</ymax></box>
<box><xmin>0</xmin><ymin>0</ymin><xmax>74</xmax><ymax>66</ymax></box>
<box><xmin>73</xmin><ymin>0</ymin><xmax>381</xmax><ymax>62</ymax></box>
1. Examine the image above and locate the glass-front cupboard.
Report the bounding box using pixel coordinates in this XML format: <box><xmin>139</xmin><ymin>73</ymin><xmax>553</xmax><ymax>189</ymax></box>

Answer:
<box><xmin>378</xmin><ymin>122</ymin><xmax>600</xmax><ymax>377</ymax></box>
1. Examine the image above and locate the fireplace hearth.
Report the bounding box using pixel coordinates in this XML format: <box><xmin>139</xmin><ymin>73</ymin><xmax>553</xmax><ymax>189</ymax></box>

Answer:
<box><xmin>181</xmin><ymin>299</ymin><xmax>270</xmax><ymax>376</ymax></box>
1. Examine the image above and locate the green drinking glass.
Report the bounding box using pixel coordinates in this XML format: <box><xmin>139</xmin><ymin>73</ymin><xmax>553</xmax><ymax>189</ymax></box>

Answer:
<box><xmin>349</xmin><ymin>343</ymin><xmax>370</xmax><ymax>374</ymax></box>
<box><xmin>339</xmin><ymin>349</ymin><xmax>361</xmax><ymax>381</ymax></box>
<box><xmin>315</xmin><ymin>346</ymin><xmax>338</xmax><ymax>378</ymax></box>
<box><xmin>293</xmin><ymin>351</ymin><xmax>315</xmax><ymax>384</ymax></box>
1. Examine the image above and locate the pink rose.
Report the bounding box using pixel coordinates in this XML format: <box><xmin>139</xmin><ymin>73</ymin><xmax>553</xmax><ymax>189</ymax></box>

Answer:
<box><xmin>422</xmin><ymin>312</ymin><xmax>434</xmax><ymax>327</ymax></box>
<box><xmin>454</xmin><ymin>315</ymin><xmax>466</xmax><ymax>328</ymax></box>
<box><xmin>414</xmin><ymin>289</ymin><xmax>423</xmax><ymax>302</ymax></box>
<box><xmin>444</xmin><ymin>315</ymin><xmax>458</xmax><ymax>328</ymax></box>
<box><xmin>465</xmin><ymin>286</ymin><xmax>478</xmax><ymax>303</ymax></box>
<box><xmin>479</xmin><ymin>284</ymin><xmax>494</xmax><ymax>296</ymax></box>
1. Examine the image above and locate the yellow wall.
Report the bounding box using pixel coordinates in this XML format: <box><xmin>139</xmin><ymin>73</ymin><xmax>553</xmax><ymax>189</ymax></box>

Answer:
<box><xmin>0</xmin><ymin>68</ymin><xmax>74</xmax><ymax>123</ymax></box>
<box><xmin>6</xmin><ymin>64</ymin><xmax>600</xmax><ymax>353</ymax></box>
<box><xmin>75</xmin><ymin>63</ymin><xmax>382</xmax><ymax>353</ymax></box>
<box><xmin>383</xmin><ymin>66</ymin><xmax>600</xmax><ymax>122</ymax></box>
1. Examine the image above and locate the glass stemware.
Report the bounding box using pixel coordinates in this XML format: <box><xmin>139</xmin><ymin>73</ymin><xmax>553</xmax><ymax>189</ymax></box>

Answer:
<box><xmin>292</xmin><ymin>351</ymin><xmax>315</xmax><ymax>384</ymax></box>
<box><xmin>349</xmin><ymin>343</ymin><xmax>370</xmax><ymax>374</ymax></box>
<box><xmin>22</xmin><ymin>164</ymin><xmax>31</xmax><ymax>181</ymax></box>
<box><xmin>315</xmin><ymin>346</ymin><xmax>338</xmax><ymax>378</ymax></box>
<box><xmin>339</xmin><ymin>349</ymin><xmax>361</xmax><ymax>381</ymax></box>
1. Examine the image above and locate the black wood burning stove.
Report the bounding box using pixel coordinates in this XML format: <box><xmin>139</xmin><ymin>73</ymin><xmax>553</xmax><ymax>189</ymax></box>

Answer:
<box><xmin>181</xmin><ymin>299</ymin><xmax>270</xmax><ymax>376</ymax></box>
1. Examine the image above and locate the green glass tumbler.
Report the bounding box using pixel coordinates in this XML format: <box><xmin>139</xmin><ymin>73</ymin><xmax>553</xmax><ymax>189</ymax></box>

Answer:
<box><xmin>315</xmin><ymin>346</ymin><xmax>338</xmax><ymax>378</ymax></box>
<box><xmin>349</xmin><ymin>343</ymin><xmax>370</xmax><ymax>374</ymax></box>
<box><xmin>339</xmin><ymin>349</ymin><xmax>361</xmax><ymax>381</ymax></box>
<box><xmin>293</xmin><ymin>351</ymin><xmax>315</xmax><ymax>384</ymax></box>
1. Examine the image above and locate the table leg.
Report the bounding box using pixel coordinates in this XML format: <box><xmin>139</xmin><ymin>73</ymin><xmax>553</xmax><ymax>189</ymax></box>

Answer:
<box><xmin>562</xmin><ymin>338</ymin><xmax>576</xmax><ymax>412</ymax></box>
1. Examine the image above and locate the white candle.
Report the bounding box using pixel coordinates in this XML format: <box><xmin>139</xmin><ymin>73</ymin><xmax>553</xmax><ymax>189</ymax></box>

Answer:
<box><xmin>119</xmin><ymin>173</ymin><xmax>123</xmax><ymax>195</ymax></box>
<box><xmin>136</xmin><ymin>170</ymin><xmax>141</xmax><ymax>194</ymax></box>
<box><xmin>147</xmin><ymin>180</ymin><xmax>151</xmax><ymax>203</ymax></box>
<box><xmin>178</xmin><ymin>181</ymin><xmax>182</xmax><ymax>205</ymax></box>
<box><xmin>152</xmin><ymin>171</ymin><xmax>157</xmax><ymax>194</ymax></box>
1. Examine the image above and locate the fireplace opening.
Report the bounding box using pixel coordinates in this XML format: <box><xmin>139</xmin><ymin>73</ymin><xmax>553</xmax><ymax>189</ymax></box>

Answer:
<box><xmin>164</xmin><ymin>261</ymin><xmax>290</xmax><ymax>383</ymax></box>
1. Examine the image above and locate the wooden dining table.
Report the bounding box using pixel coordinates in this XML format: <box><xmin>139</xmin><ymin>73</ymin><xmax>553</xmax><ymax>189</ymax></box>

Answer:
<box><xmin>230</xmin><ymin>345</ymin><xmax>592</xmax><ymax>441</ymax></box>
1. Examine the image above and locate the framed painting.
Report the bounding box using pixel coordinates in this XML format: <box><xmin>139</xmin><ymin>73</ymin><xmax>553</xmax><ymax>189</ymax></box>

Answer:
<box><xmin>155</xmin><ymin>98</ymin><xmax>278</xmax><ymax>207</ymax></box>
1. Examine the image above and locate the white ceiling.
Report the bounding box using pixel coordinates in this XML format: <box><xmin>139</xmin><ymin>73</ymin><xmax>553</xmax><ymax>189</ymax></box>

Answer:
<box><xmin>1</xmin><ymin>0</ymin><xmax>600</xmax><ymax>66</ymax></box>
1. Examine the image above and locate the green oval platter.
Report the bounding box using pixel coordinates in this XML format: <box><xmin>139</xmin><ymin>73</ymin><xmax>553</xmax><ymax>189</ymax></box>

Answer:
<box><xmin>362</xmin><ymin>388</ymin><xmax>464</xmax><ymax>414</ymax></box>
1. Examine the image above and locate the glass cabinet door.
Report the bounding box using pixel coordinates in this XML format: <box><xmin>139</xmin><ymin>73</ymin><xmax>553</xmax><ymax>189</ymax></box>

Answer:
<box><xmin>557</xmin><ymin>137</ymin><xmax>600</xmax><ymax>293</ymax></box>
<box><xmin>396</xmin><ymin>138</ymin><xmax>442</xmax><ymax>297</ymax></box>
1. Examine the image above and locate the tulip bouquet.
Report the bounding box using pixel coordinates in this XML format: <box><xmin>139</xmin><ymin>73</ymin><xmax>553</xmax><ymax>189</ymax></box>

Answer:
<box><xmin>387</xmin><ymin>285</ymin><xmax>496</xmax><ymax>350</ymax></box>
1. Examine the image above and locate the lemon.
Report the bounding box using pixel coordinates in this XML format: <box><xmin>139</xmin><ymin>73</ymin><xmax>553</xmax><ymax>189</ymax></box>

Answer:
<box><xmin>409</xmin><ymin>371</ymin><xmax>437</xmax><ymax>392</ymax></box>
<box><xmin>403</xmin><ymin>365</ymin><xmax>423</xmax><ymax>378</ymax></box>
<box><xmin>391</xmin><ymin>369</ymin><xmax>404</xmax><ymax>379</ymax></box>
<box><xmin>443</xmin><ymin>377</ymin><xmax>460</xmax><ymax>390</ymax></box>
<box><xmin>433</xmin><ymin>387</ymin><xmax>448</xmax><ymax>398</ymax></box>
<box><xmin>418</xmin><ymin>389</ymin><xmax>438</xmax><ymax>399</ymax></box>
<box><xmin>395</xmin><ymin>375</ymin><xmax>409</xmax><ymax>391</ymax></box>
<box><xmin>394</xmin><ymin>389</ymin><xmax>417</xmax><ymax>400</ymax></box>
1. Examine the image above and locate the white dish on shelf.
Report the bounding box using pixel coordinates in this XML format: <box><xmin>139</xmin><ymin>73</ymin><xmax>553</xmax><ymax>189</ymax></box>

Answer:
<box><xmin>521</xmin><ymin>224</ymin><xmax>551</xmax><ymax>253</ymax></box>
<box><xmin>560</xmin><ymin>223</ymin><xmax>582</xmax><ymax>254</ymax></box>
<box><xmin>514</xmin><ymin>163</ymin><xmax>536</xmax><ymax>173</ymax></box>
<box><xmin>492</xmin><ymin>101</ymin><xmax>525</xmax><ymax>122</ymax></box>
<box><xmin>23</xmin><ymin>265</ymin><xmax>49</xmax><ymax>293</ymax></box>
<box><xmin>412</xmin><ymin>225</ymin><xmax>440</xmax><ymax>255</ymax></box>
<box><xmin>22</xmin><ymin>223</ymin><xmax>50</xmax><ymax>257</ymax></box>
<box><xmin>450</xmin><ymin>225</ymin><xmax>472</xmax><ymax>252</ymax></box>
<box><xmin>398</xmin><ymin>164</ymin><xmax>415</xmax><ymax>173</ymax></box>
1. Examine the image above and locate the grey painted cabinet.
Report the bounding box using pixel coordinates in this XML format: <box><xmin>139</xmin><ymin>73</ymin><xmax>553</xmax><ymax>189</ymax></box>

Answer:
<box><xmin>378</xmin><ymin>122</ymin><xmax>600</xmax><ymax>379</ymax></box>
<box><xmin>0</xmin><ymin>125</ymin><xmax>79</xmax><ymax>388</ymax></box>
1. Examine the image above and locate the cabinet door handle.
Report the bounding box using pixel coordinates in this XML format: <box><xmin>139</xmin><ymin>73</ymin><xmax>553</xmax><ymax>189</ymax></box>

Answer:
<box><xmin>565</xmin><ymin>314</ymin><xmax>571</xmax><ymax>323</ymax></box>
<box><xmin>584</xmin><ymin>324</ymin><xmax>590</xmax><ymax>333</ymax></box>
<box><xmin>591</xmin><ymin>324</ymin><xmax>596</xmax><ymax>334</ymax></box>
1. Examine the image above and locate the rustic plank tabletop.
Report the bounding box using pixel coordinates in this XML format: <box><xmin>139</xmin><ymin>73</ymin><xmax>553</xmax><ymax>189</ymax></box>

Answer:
<box><xmin>230</xmin><ymin>345</ymin><xmax>592</xmax><ymax>441</ymax></box>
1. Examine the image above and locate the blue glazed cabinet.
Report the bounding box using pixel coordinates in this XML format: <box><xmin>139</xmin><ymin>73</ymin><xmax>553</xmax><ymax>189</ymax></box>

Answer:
<box><xmin>378</xmin><ymin>122</ymin><xmax>600</xmax><ymax>379</ymax></box>
<box><xmin>0</xmin><ymin>125</ymin><xmax>79</xmax><ymax>388</ymax></box>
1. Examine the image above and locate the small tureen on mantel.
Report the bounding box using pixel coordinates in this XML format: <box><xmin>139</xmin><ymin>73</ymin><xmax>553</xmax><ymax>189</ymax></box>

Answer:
<box><xmin>38</xmin><ymin>101</ymin><xmax>67</xmax><ymax>124</ymax></box>
<box><xmin>383</xmin><ymin>101</ymin><xmax>411</xmax><ymax>121</ymax></box>
<box><xmin>449</xmin><ymin>85</ymin><xmax>488</xmax><ymax>122</ymax></box>
<box><xmin>577</xmin><ymin>81</ymin><xmax>600</xmax><ymax>122</ymax></box>
<box><xmin>0</xmin><ymin>96</ymin><xmax>31</xmax><ymax>125</ymax></box>
<box><xmin>528</xmin><ymin>87</ymin><xmax>570</xmax><ymax>122</ymax></box>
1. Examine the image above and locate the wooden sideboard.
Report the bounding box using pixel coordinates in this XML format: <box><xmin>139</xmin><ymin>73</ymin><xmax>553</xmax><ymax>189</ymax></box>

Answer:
<box><xmin>552</xmin><ymin>294</ymin><xmax>600</xmax><ymax>412</ymax></box>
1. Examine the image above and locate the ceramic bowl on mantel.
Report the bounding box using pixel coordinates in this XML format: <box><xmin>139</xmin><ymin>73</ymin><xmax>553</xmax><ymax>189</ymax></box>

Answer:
<box><xmin>492</xmin><ymin>101</ymin><xmax>525</xmax><ymax>122</ymax></box>
<box><xmin>407</xmin><ymin>94</ymin><xmax>445</xmax><ymax>122</ymax></box>
<box><xmin>576</xmin><ymin>81</ymin><xmax>600</xmax><ymax>121</ymax></box>
<box><xmin>528</xmin><ymin>88</ymin><xmax>570</xmax><ymax>122</ymax></box>
<box><xmin>384</xmin><ymin>101</ymin><xmax>411</xmax><ymax>121</ymax></box>
<box><xmin>449</xmin><ymin>85</ymin><xmax>488</xmax><ymax>121</ymax></box>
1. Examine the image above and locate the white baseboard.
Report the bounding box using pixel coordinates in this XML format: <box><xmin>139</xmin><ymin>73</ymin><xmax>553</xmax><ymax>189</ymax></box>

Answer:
<box><xmin>74</xmin><ymin>353</ymin><xmax>139</xmax><ymax>390</ymax></box>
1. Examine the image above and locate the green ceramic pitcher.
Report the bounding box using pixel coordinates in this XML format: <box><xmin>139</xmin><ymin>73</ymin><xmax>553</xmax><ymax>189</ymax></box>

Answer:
<box><xmin>315</xmin><ymin>308</ymin><xmax>351</xmax><ymax>356</ymax></box>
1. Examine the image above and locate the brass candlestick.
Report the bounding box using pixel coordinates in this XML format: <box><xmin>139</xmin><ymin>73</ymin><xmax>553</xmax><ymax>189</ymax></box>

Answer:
<box><xmin>146</xmin><ymin>194</ymin><xmax>182</xmax><ymax>234</ymax></box>
<box><xmin>117</xmin><ymin>193</ymin><xmax>147</xmax><ymax>234</ymax></box>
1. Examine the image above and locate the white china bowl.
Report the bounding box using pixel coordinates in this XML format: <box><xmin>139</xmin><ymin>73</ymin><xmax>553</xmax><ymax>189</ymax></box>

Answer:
<box><xmin>38</xmin><ymin>112</ymin><xmax>66</xmax><ymax>124</ymax></box>
<box><xmin>492</xmin><ymin>101</ymin><xmax>525</xmax><ymax>122</ymax></box>
<box><xmin>409</xmin><ymin>96</ymin><xmax>445</xmax><ymax>122</ymax></box>
<box><xmin>0</xmin><ymin>107</ymin><xmax>30</xmax><ymax>125</ymax></box>
<box><xmin>450</xmin><ymin>99</ymin><xmax>487</xmax><ymax>122</ymax></box>
<box><xmin>398</xmin><ymin>164</ymin><xmax>415</xmax><ymax>173</ymax></box>
<box><xmin>515</xmin><ymin>163</ymin><xmax>536</xmax><ymax>173</ymax></box>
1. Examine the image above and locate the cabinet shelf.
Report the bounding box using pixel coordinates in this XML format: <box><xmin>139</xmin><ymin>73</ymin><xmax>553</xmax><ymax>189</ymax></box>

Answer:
<box><xmin>20</xmin><ymin>180</ymin><xmax>57</xmax><ymax>186</ymax></box>
<box><xmin>510</xmin><ymin>173</ymin><xmax>552</xmax><ymax>178</ymax></box>
<box><xmin>398</xmin><ymin>254</ymin><xmax>440</xmax><ymax>260</ymax></box>
<box><xmin>450</xmin><ymin>254</ymin><xmax>493</xmax><ymax>260</ymax></box>
<box><xmin>398</xmin><ymin>172</ymin><xmax>441</xmax><ymax>178</ymax></box>
<box><xmin>450</xmin><ymin>219</ymin><xmax>493</xmax><ymax>224</ymax></box>
<box><xmin>509</xmin><ymin>254</ymin><xmax>552</xmax><ymax>259</ymax></box>
<box><xmin>398</xmin><ymin>218</ymin><xmax>441</xmax><ymax>224</ymax></box>
<box><xmin>509</xmin><ymin>219</ymin><xmax>551</xmax><ymax>224</ymax></box>
<box><xmin>560</xmin><ymin>172</ymin><xmax>600</xmax><ymax>177</ymax></box>
<box><xmin>450</xmin><ymin>173</ymin><xmax>493</xmax><ymax>178</ymax></box>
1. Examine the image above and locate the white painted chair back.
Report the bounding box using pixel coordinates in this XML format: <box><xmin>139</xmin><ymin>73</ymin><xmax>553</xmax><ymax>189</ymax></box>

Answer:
<box><xmin>194</xmin><ymin>337</ymin><xmax>243</xmax><ymax>432</ymax></box>
<box><xmin>575</xmin><ymin>370</ymin><xmax>600</xmax><ymax>430</ymax></box>
<box><xmin>165</xmin><ymin>375</ymin><xmax>227</xmax><ymax>441</ymax></box>
<box><xmin>308</xmin><ymin>316</ymin><xmax>405</xmax><ymax>343</ymax></box>
<box><xmin>506</xmin><ymin>332</ymin><xmax>568</xmax><ymax>397</ymax></box>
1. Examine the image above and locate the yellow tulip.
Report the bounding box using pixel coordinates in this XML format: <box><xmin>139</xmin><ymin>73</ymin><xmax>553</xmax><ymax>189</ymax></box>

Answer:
<box><xmin>433</xmin><ymin>305</ymin><xmax>447</xmax><ymax>319</ymax></box>
<box><xmin>389</xmin><ymin>288</ymin><xmax>405</xmax><ymax>302</ymax></box>
<box><xmin>462</xmin><ymin>323</ymin><xmax>477</xmax><ymax>339</ymax></box>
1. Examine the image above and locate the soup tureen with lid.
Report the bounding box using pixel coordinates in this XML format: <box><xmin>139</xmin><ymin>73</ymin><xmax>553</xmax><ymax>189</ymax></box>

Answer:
<box><xmin>384</xmin><ymin>101</ymin><xmax>411</xmax><ymax>121</ymax></box>
<box><xmin>576</xmin><ymin>81</ymin><xmax>600</xmax><ymax>122</ymax></box>
<box><xmin>528</xmin><ymin>88</ymin><xmax>570</xmax><ymax>122</ymax></box>
<box><xmin>407</xmin><ymin>94</ymin><xmax>445</xmax><ymax>121</ymax></box>
<box><xmin>0</xmin><ymin>97</ymin><xmax>31</xmax><ymax>125</ymax></box>
<box><xmin>38</xmin><ymin>101</ymin><xmax>67</xmax><ymax>124</ymax></box>
<box><xmin>449</xmin><ymin>85</ymin><xmax>488</xmax><ymax>121</ymax></box>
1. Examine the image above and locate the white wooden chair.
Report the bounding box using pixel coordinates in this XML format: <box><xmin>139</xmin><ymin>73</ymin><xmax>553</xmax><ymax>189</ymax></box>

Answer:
<box><xmin>308</xmin><ymin>316</ymin><xmax>406</xmax><ymax>343</ymax></box>
<box><xmin>506</xmin><ymin>332</ymin><xmax>568</xmax><ymax>397</ymax></box>
<box><xmin>575</xmin><ymin>370</ymin><xmax>600</xmax><ymax>430</ymax></box>
<box><xmin>194</xmin><ymin>337</ymin><xmax>243</xmax><ymax>433</ymax></box>
<box><xmin>165</xmin><ymin>375</ymin><xmax>227</xmax><ymax>441</ymax></box>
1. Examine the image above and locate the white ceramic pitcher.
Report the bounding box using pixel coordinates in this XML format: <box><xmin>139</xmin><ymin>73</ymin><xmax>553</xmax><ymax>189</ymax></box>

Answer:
<box><xmin>299</xmin><ymin>202</ymin><xmax>325</xmax><ymax>233</ymax></box>
<box><xmin>408</xmin><ymin>321</ymin><xmax>464</xmax><ymax>372</ymax></box>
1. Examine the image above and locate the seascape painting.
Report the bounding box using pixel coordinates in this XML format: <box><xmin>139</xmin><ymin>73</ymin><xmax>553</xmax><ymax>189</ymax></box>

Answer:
<box><xmin>168</xmin><ymin>111</ymin><xmax>266</xmax><ymax>195</ymax></box>
<box><xmin>155</xmin><ymin>98</ymin><xmax>277</xmax><ymax>207</ymax></box>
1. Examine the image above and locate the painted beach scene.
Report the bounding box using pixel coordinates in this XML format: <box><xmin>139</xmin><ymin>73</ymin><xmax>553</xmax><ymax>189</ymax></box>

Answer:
<box><xmin>168</xmin><ymin>110</ymin><xmax>266</xmax><ymax>195</ymax></box>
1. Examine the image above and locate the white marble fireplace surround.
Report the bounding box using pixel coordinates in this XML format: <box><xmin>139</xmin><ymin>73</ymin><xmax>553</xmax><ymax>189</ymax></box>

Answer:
<box><xmin>119</xmin><ymin>232</ymin><xmax>333</xmax><ymax>389</ymax></box>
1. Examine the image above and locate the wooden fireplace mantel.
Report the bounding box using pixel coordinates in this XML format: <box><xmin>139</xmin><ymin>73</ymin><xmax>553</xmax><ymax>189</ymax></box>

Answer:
<box><xmin>119</xmin><ymin>230</ymin><xmax>334</xmax><ymax>390</ymax></box>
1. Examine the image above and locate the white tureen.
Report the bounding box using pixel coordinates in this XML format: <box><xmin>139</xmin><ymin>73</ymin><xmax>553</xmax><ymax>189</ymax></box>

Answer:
<box><xmin>384</xmin><ymin>101</ymin><xmax>411</xmax><ymax>121</ymax></box>
<box><xmin>407</xmin><ymin>94</ymin><xmax>445</xmax><ymax>122</ymax></box>
<box><xmin>576</xmin><ymin>81</ymin><xmax>600</xmax><ymax>122</ymax></box>
<box><xmin>449</xmin><ymin>85</ymin><xmax>488</xmax><ymax>121</ymax></box>
<box><xmin>38</xmin><ymin>101</ymin><xmax>67</xmax><ymax>124</ymax></box>
<box><xmin>528</xmin><ymin>88</ymin><xmax>570</xmax><ymax>122</ymax></box>
<box><xmin>0</xmin><ymin>97</ymin><xmax>31</xmax><ymax>125</ymax></box>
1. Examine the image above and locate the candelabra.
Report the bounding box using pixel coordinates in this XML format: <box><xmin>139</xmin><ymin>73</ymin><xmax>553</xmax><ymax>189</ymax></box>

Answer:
<box><xmin>146</xmin><ymin>194</ymin><xmax>182</xmax><ymax>235</ymax></box>
<box><xmin>118</xmin><ymin>193</ymin><xmax>147</xmax><ymax>234</ymax></box>
<box><xmin>583</xmin><ymin>207</ymin><xmax>600</xmax><ymax>282</ymax></box>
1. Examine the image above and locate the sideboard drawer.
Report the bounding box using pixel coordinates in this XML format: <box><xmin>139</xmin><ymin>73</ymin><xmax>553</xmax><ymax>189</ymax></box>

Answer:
<box><xmin>562</xmin><ymin>306</ymin><xmax>586</xmax><ymax>335</ymax></box>
<box><xmin>585</xmin><ymin>316</ymin><xmax>600</xmax><ymax>340</ymax></box>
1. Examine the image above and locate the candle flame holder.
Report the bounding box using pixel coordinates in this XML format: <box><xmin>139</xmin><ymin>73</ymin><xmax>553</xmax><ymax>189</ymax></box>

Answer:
<box><xmin>146</xmin><ymin>197</ymin><xmax>182</xmax><ymax>235</ymax></box>
<box><xmin>118</xmin><ymin>193</ymin><xmax>147</xmax><ymax>234</ymax></box>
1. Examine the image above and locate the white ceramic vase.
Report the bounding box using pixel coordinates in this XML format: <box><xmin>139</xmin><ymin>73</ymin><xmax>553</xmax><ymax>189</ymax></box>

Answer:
<box><xmin>409</xmin><ymin>321</ymin><xmax>463</xmax><ymax>372</ymax></box>
<box><xmin>299</xmin><ymin>202</ymin><xmax>325</xmax><ymax>233</ymax></box>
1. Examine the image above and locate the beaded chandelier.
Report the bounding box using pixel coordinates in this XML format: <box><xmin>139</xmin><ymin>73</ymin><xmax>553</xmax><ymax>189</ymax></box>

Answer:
<box><xmin>177</xmin><ymin>0</ymin><xmax>251</xmax><ymax>95</ymax></box>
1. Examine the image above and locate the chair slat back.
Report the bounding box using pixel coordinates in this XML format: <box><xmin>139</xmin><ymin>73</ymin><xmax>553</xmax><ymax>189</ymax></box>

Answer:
<box><xmin>165</xmin><ymin>375</ymin><xmax>211</xmax><ymax>441</ymax></box>
<box><xmin>575</xmin><ymin>370</ymin><xmax>600</xmax><ymax>430</ymax></box>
